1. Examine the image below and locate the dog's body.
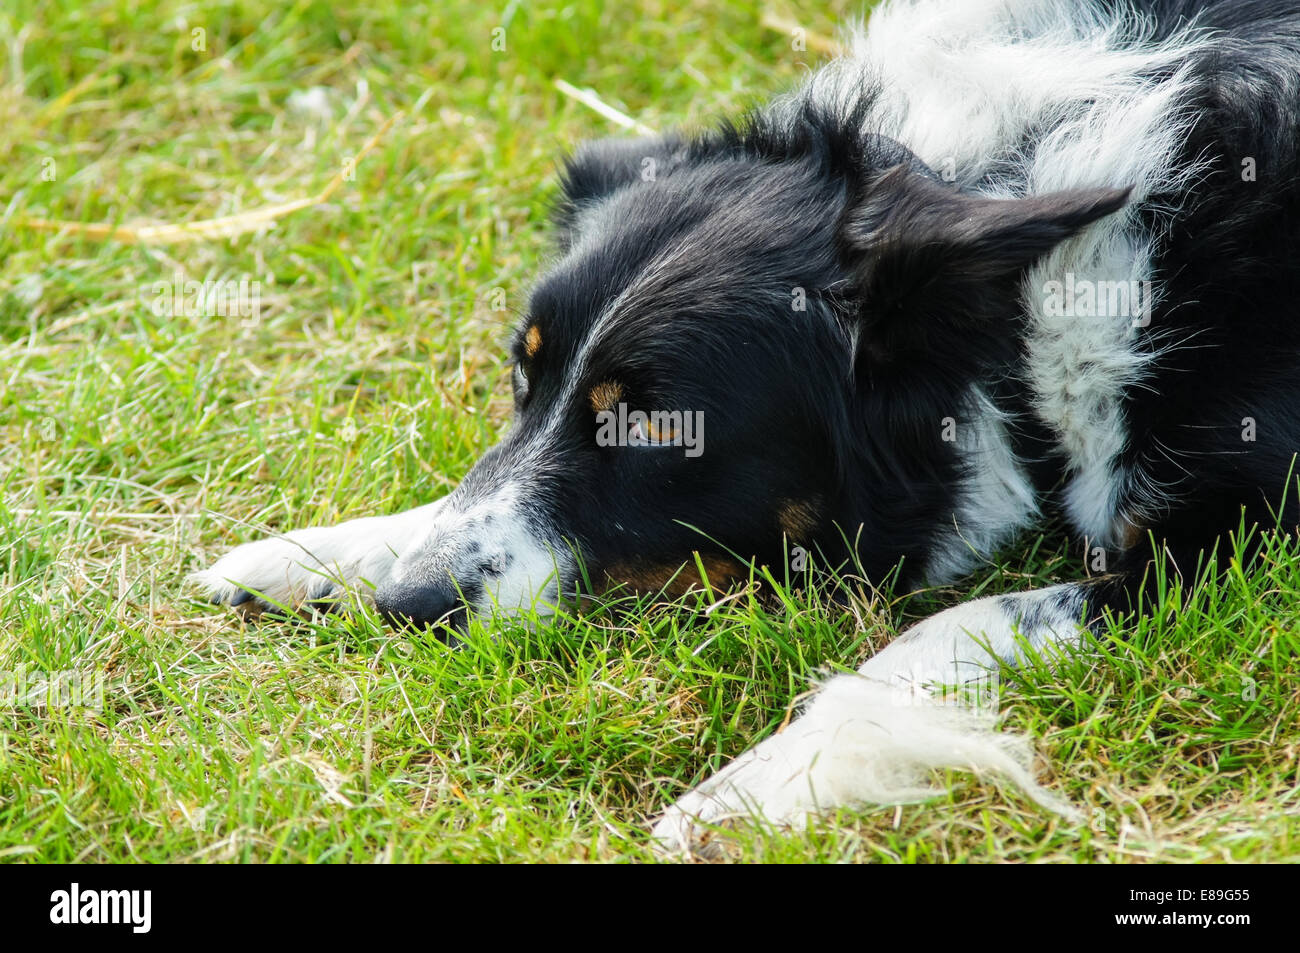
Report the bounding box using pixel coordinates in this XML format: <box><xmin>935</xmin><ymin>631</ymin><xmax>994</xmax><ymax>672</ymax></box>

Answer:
<box><xmin>195</xmin><ymin>0</ymin><xmax>1300</xmax><ymax>849</ymax></box>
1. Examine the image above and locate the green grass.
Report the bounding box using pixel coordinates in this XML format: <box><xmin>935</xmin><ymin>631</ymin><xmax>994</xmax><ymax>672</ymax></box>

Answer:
<box><xmin>1</xmin><ymin>0</ymin><xmax>1297</xmax><ymax>863</ymax></box>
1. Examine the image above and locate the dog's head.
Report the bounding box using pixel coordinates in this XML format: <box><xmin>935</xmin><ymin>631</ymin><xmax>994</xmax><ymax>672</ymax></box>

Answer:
<box><xmin>374</xmin><ymin>106</ymin><xmax>1128</xmax><ymax>632</ymax></box>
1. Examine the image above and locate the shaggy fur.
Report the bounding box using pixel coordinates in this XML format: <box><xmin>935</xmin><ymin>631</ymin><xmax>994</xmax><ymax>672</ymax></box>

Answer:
<box><xmin>195</xmin><ymin>0</ymin><xmax>1300</xmax><ymax>852</ymax></box>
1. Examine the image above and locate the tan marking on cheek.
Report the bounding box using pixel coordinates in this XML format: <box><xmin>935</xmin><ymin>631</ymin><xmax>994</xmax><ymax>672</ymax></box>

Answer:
<box><xmin>1115</xmin><ymin>516</ymin><xmax>1144</xmax><ymax>550</ymax></box>
<box><xmin>695</xmin><ymin>555</ymin><xmax>746</xmax><ymax>589</ymax></box>
<box><xmin>524</xmin><ymin>324</ymin><xmax>543</xmax><ymax>358</ymax></box>
<box><xmin>588</xmin><ymin>380</ymin><xmax>624</xmax><ymax>414</ymax></box>
<box><xmin>602</xmin><ymin>554</ymin><xmax>745</xmax><ymax>598</ymax></box>
<box><xmin>777</xmin><ymin>498</ymin><xmax>822</xmax><ymax>542</ymax></box>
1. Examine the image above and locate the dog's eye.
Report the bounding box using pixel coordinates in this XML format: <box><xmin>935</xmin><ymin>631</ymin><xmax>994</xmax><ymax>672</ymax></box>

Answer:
<box><xmin>647</xmin><ymin>417</ymin><xmax>676</xmax><ymax>443</ymax></box>
<box><xmin>628</xmin><ymin>416</ymin><xmax>677</xmax><ymax>446</ymax></box>
<box><xmin>513</xmin><ymin>363</ymin><xmax>529</xmax><ymax>400</ymax></box>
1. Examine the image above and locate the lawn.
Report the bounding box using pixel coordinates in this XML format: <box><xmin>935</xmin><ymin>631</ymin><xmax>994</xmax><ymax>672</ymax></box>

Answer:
<box><xmin>1</xmin><ymin>0</ymin><xmax>1297</xmax><ymax>863</ymax></box>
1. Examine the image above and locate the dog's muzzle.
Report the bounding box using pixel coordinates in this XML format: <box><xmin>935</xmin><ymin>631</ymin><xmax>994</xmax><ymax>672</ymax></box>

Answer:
<box><xmin>374</xmin><ymin>574</ymin><xmax>471</xmax><ymax>635</ymax></box>
<box><xmin>371</xmin><ymin>469</ymin><xmax>568</xmax><ymax>636</ymax></box>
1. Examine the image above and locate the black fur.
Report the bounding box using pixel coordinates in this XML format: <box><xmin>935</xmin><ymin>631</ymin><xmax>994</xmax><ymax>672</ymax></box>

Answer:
<box><xmin>376</xmin><ymin>0</ymin><xmax>1300</xmax><ymax>630</ymax></box>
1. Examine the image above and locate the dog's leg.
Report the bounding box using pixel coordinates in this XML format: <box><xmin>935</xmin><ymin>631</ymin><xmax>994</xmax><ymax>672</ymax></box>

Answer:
<box><xmin>191</xmin><ymin>500</ymin><xmax>446</xmax><ymax>614</ymax></box>
<box><xmin>652</xmin><ymin>581</ymin><xmax>1115</xmax><ymax>853</ymax></box>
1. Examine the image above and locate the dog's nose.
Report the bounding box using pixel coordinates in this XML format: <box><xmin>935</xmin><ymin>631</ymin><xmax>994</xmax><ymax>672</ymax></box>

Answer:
<box><xmin>373</xmin><ymin>577</ymin><xmax>469</xmax><ymax>637</ymax></box>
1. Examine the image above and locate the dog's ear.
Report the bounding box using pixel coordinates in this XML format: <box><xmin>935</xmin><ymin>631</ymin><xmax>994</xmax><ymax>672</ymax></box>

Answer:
<box><xmin>841</xmin><ymin>165</ymin><xmax>1130</xmax><ymax>365</ymax></box>
<box><xmin>553</xmin><ymin>135</ymin><xmax>684</xmax><ymax>245</ymax></box>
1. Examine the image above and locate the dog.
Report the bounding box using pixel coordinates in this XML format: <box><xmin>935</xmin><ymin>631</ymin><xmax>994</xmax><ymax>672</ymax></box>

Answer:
<box><xmin>194</xmin><ymin>0</ymin><xmax>1300</xmax><ymax>851</ymax></box>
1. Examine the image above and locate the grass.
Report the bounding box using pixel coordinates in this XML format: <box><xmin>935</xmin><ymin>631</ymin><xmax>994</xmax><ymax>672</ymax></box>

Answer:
<box><xmin>1</xmin><ymin>0</ymin><xmax>1297</xmax><ymax>863</ymax></box>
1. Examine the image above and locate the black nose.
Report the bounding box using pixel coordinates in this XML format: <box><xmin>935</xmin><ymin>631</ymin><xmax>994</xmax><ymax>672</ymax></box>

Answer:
<box><xmin>373</xmin><ymin>578</ymin><xmax>470</xmax><ymax>639</ymax></box>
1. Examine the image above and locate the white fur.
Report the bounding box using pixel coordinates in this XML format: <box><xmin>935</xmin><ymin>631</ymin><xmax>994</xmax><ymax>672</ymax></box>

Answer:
<box><xmin>781</xmin><ymin>0</ymin><xmax>1212</xmax><ymax>546</ymax></box>
<box><xmin>926</xmin><ymin>387</ymin><xmax>1041</xmax><ymax>583</ymax></box>
<box><xmin>197</xmin><ymin>0</ymin><xmax>1218</xmax><ymax>848</ymax></box>
<box><xmin>859</xmin><ymin>584</ymin><xmax>1088</xmax><ymax>689</ymax></box>
<box><xmin>656</xmin><ymin>585</ymin><xmax>1090</xmax><ymax>852</ymax></box>
<box><xmin>190</xmin><ymin>501</ymin><xmax>446</xmax><ymax>607</ymax></box>
<box><xmin>653</xmin><ymin>677</ymin><xmax>1075</xmax><ymax>854</ymax></box>
<box><xmin>661</xmin><ymin>0</ymin><xmax>1218</xmax><ymax>846</ymax></box>
<box><xmin>386</xmin><ymin>481</ymin><xmax>570</xmax><ymax>615</ymax></box>
<box><xmin>195</xmin><ymin>480</ymin><xmax>570</xmax><ymax>617</ymax></box>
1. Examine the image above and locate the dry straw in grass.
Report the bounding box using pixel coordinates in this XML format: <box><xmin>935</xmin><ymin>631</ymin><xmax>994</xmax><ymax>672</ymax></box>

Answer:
<box><xmin>15</xmin><ymin>111</ymin><xmax>405</xmax><ymax>245</ymax></box>
<box><xmin>552</xmin><ymin>11</ymin><xmax>839</xmax><ymax>136</ymax></box>
<box><xmin>759</xmin><ymin>11</ymin><xmax>843</xmax><ymax>56</ymax></box>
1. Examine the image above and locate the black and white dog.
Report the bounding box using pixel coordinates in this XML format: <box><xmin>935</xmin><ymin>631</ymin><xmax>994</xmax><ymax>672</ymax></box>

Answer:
<box><xmin>194</xmin><ymin>0</ymin><xmax>1300</xmax><ymax>850</ymax></box>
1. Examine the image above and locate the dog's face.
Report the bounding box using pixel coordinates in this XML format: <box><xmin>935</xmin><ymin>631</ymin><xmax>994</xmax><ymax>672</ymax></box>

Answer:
<box><xmin>373</xmin><ymin>117</ymin><xmax>1128</xmax><ymax>632</ymax></box>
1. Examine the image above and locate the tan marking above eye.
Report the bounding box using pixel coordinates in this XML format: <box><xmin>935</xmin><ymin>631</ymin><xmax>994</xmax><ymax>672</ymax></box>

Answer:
<box><xmin>524</xmin><ymin>324</ymin><xmax>543</xmax><ymax>358</ymax></box>
<box><xmin>588</xmin><ymin>380</ymin><xmax>624</xmax><ymax>413</ymax></box>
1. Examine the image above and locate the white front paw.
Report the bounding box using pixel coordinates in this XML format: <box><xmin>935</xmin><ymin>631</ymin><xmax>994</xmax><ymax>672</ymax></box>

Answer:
<box><xmin>652</xmin><ymin>722</ymin><xmax>826</xmax><ymax>855</ymax></box>
<box><xmin>191</xmin><ymin>516</ymin><xmax>419</xmax><ymax>614</ymax></box>
<box><xmin>652</xmin><ymin>675</ymin><xmax>1077</xmax><ymax>855</ymax></box>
